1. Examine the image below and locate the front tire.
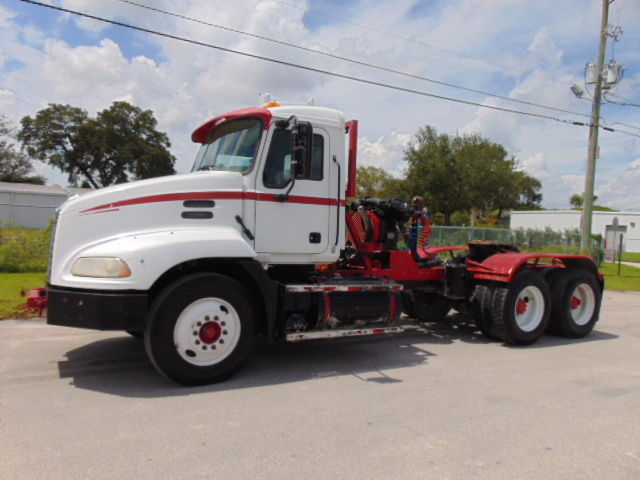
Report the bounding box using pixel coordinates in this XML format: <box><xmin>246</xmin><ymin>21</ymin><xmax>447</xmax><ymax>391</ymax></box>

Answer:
<box><xmin>145</xmin><ymin>273</ymin><xmax>257</xmax><ymax>386</ymax></box>
<box><xmin>126</xmin><ymin>330</ymin><xmax>143</xmax><ymax>339</ymax></box>
<box><xmin>548</xmin><ymin>270</ymin><xmax>601</xmax><ymax>338</ymax></box>
<box><xmin>491</xmin><ymin>270</ymin><xmax>551</xmax><ymax>345</ymax></box>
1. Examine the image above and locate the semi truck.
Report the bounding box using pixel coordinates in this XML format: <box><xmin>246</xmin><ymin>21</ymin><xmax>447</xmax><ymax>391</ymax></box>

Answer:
<box><xmin>47</xmin><ymin>102</ymin><xmax>603</xmax><ymax>385</ymax></box>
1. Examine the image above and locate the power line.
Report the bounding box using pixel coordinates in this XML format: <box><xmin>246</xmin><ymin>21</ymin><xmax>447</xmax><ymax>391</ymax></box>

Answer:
<box><xmin>16</xmin><ymin>0</ymin><xmax>636</xmax><ymax>139</ymax></box>
<box><xmin>113</xmin><ymin>0</ymin><xmax>591</xmax><ymax>119</ymax></box>
<box><xmin>605</xmin><ymin>95</ymin><xmax>640</xmax><ymax>108</ymax></box>
<box><xmin>266</xmin><ymin>0</ymin><xmax>576</xmax><ymax>87</ymax></box>
<box><xmin>608</xmin><ymin>121</ymin><xmax>640</xmax><ymax>131</ymax></box>
<box><xmin>615</xmin><ymin>129</ymin><xmax>640</xmax><ymax>138</ymax></box>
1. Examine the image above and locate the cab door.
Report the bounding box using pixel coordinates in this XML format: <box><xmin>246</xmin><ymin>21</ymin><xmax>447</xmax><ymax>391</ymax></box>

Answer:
<box><xmin>254</xmin><ymin>127</ymin><xmax>330</xmax><ymax>255</ymax></box>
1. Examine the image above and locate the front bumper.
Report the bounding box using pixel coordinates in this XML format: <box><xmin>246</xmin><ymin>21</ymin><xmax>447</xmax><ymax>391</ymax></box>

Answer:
<box><xmin>47</xmin><ymin>285</ymin><xmax>148</xmax><ymax>331</ymax></box>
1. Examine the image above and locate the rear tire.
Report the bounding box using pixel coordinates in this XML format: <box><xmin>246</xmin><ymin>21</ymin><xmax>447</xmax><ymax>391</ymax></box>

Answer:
<box><xmin>145</xmin><ymin>273</ymin><xmax>257</xmax><ymax>386</ymax></box>
<box><xmin>491</xmin><ymin>270</ymin><xmax>551</xmax><ymax>345</ymax></box>
<box><xmin>471</xmin><ymin>284</ymin><xmax>501</xmax><ymax>340</ymax></box>
<box><xmin>548</xmin><ymin>270</ymin><xmax>601</xmax><ymax>338</ymax></box>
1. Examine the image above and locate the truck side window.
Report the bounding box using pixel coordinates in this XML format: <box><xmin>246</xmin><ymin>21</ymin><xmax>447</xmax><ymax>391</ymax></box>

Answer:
<box><xmin>263</xmin><ymin>131</ymin><xmax>324</xmax><ymax>188</ymax></box>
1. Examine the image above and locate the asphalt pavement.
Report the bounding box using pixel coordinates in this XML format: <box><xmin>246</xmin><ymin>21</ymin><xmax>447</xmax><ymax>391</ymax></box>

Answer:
<box><xmin>1</xmin><ymin>290</ymin><xmax>639</xmax><ymax>480</ymax></box>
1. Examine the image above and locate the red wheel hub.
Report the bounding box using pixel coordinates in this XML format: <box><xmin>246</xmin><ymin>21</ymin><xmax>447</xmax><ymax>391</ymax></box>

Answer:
<box><xmin>570</xmin><ymin>296</ymin><xmax>581</xmax><ymax>310</ymax></box>
<box><xmin>199</xmin><ymin>321</ymin><xmax>222</xmax><ymax>344</ymax></box>
<box><xmin>516</xmin><ymin>298</ymin><xmax>528</xmax><ymax>315</ymax></box>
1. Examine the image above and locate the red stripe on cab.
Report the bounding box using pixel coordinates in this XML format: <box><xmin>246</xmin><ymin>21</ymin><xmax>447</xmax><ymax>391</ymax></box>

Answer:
<box><xmin>80</xmin><ymin>191</ymin><xmax>346</xmax><ymax>214</ymax></box>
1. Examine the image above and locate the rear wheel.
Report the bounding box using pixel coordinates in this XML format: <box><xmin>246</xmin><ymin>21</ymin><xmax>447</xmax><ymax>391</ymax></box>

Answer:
<box><xmin>145</xmin><ymin>273</ymin><xmax>257</xmax><ymax>386</ymax></box>
<box><xmin>471</xmin><ymin>284</ymin><xmax>501</xmax><ymax>340</ymax></box>
<box><xmin>491</xmin><ymin>270</ymin><xmax>551</xmax><ymax>345</ymax></box>
<box><xmin>548</xmin><ymin>270</ymin><xmax>601</xmax><ymax>338</ymax></box>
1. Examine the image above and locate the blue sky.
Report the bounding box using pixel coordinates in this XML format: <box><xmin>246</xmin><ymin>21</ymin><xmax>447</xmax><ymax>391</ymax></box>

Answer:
<box><xmin>1</xmin><ymin>0</ymin><xmax>639</xmax><ymax>209</ymax></box>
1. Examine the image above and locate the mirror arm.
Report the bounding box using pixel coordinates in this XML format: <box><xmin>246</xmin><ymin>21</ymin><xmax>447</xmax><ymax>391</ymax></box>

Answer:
<box><xmin>277</xmin><ymin>172</ymin><xmax>296</xmax><ymax>202</ymax></box>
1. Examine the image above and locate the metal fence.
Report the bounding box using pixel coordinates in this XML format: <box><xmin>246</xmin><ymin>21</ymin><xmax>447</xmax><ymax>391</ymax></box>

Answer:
<box><xmin>430</xmin><ymin>226</ymin><xmax>603</xmax><ymax>259</ymax></box>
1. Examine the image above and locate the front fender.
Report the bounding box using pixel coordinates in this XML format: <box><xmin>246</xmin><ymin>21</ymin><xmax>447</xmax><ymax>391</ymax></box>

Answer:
<box><xmin>53</xmin><ymin>226</ymin><xmax>257</xmax><ymax>290</ymax></box>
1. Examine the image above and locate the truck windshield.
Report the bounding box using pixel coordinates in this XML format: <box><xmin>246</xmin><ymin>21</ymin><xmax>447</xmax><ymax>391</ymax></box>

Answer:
<box><xmin>192</xmin><ymin>118</ymin><xmax>263</xmax><ymax>173</ymax></box>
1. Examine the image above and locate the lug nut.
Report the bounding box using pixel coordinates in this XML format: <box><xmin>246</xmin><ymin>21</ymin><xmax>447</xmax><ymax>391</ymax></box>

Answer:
<box><xmin>219</xmin><ymin>339</ymin><xmax>224</xmax><ymax>344</ymax></box>
<box><xmin>197</xmin><ymin>321</ymin><xmax>202</xmax><ymax>327</ymax></box>
<box><xmin>223</xmin><ymin>330</ymin><xmax>228</xmax><ymax>335</ymax></box>
<box><xmin>195</xmin><ymin>340</ymin><xmax>201</xmax><ymax>345</ymax></box>
<box><xmin>205</xmin><ymin>316</ymin><xmax>210</xmax><ymax>321</ymax></box>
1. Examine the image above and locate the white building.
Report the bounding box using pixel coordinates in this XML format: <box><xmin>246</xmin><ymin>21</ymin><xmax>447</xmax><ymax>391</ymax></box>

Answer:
<box><xmin>0</xmin><ymin>182</ymin><xmax>90</xmax><ymax>229</ymax></box>
<box><xmin>510</xmin><ymin>210</ymin><xmax>640</xmax><ymax>253</ymax></box>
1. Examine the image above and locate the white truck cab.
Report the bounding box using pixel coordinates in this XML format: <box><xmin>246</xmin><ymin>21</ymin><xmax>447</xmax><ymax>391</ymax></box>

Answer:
<box><xmin>49</xmin><ymin>104</ymin><xmax>353</xmax><ymax>291</ymax></box>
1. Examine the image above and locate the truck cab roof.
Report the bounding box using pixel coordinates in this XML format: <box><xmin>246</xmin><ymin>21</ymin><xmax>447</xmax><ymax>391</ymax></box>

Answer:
<box><xmin>191</xmin><ymin>105</ymin><xmax>345</xmax><ymax>143</ymax></box>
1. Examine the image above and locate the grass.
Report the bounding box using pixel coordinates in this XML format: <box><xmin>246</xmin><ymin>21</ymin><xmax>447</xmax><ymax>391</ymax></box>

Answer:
<box><xmin>0</xmin><ymin>273</ymin><xmax>47</xmax><ymax>319</ymax></box>
<box><xmin>600</xmin><ymin>262</ymin><xmax>640</xmax><ymax>291</ymax></box>
<box><xmin>621</xmin><ymin>251</ymin><xmax>640</xmax><ymax>263</ymax></box>
<box><xmin>0</xmin><ymin>225</ymin><xmax>52</xmax><ymax>273</ymax></box>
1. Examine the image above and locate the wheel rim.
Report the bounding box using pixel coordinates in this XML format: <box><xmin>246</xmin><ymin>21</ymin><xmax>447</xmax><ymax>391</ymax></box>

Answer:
<box><xmin>514</xmin><ymin>285</ymin><xmax>545</xmax><ymax>332</ymax></box>
<box><xmin>569</xmin><ymin>283</ymin><xmax>596</xmax><ymax>326</ymax></box>
<box><xmin>173</xmin><ymin>297</ymin><xmax>242</xmax><ymax>366</ymax></box>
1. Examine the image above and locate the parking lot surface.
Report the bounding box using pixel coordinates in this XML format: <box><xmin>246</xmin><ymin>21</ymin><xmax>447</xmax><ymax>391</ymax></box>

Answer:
<box><xmin>1</xmin><ymin>290</ymin><xmax>639</xmax><ymax>480</ymax></box>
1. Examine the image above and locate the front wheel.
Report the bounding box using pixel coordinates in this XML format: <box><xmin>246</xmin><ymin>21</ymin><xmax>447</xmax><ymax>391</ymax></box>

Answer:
<box><xmin>491</xmin><ymin>270</ymin><xmax>551</xmax><ymax>345</ymax></box>
<box><xmin>145</xmin><ymin>273</ymin><xmax>257</xmax><ymax>386</ymax></box>
<box><xmin>125</xmin><ymin>330</ymin><xmax>143</xmax><ymax>339</ymax></box>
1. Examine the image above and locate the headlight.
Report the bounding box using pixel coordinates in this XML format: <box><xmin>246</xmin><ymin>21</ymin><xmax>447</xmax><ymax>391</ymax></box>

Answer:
<box><xmin>71</xmin><ymin>257</ymin><xmax>132</xmax><ymax>278</ymax></box>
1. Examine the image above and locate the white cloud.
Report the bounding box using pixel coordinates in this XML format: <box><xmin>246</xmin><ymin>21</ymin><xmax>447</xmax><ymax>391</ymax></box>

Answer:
<box><xmin>521</xmin><ymin>152</ymin><xmax>585</xmax><ymax>208</ymax></box>
<box><xmin>598</xmin><ymin>158</ymin><xmax>640</xmax><ymax>211</ymax></box>
<box><xmin>0</xmin><ymin>0</ymin><xmax>637</xmax><ymax>212</ymax></box>
<box><xmin>357</xmin><ymin>131</ymin><xmax>412</xmax><ymax>177</ymax></box>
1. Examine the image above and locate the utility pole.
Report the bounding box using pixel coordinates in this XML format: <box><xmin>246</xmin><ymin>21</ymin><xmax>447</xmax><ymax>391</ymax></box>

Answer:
<box><xmin>580</xmin><ymin>0</ymin><xmax>611</xmax><ymax>253</ymax></box>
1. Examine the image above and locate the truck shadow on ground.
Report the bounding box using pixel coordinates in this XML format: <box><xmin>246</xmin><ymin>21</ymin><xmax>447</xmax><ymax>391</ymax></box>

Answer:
<box><xmin>56</xmin><ymin>314</ymin><xmax>617</xmax><ymax>398</ymax></box>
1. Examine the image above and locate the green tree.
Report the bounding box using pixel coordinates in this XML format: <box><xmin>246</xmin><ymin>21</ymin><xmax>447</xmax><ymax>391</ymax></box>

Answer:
<box><xmin>515</xmin><ymin>174</ymin><xmax>543</xmax><ymax>210</ymax></box>
<box><xmin>404</xmin><ymin>126</ymin><xmax>468</xmax><ymax>225</ymax></box>
<box><xmin>569</xmin><ymin>193</ymin><xmax>599</xmax><ymax>209</ymax></box>
<box><xmin>18</xmin><ymin>102</ymin><xmax>176</xmax><ymax>188</ymax></box>
<box><xmin>356</xmin><ymin>165</ymin><xmax>407</xmax><ymax>199</ymax></box>
<box><xmin>404</xmin><ymin>126</ymin><xmax>542</xmax><ymax>224</ymax></box>
<box><xmin>0</xmin><ymin>114</ymin><xmax>45</xmax><ymax>184</ymax></box>
<box><xmin>569</xmin><ymin>193</ymin><xmax>616</xmax><ymax>212</ymax></box>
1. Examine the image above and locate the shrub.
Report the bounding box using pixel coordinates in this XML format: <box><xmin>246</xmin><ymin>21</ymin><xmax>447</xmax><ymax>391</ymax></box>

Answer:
<box><xmin>0</xmin><ymin>225</ymin><xmax>52</xmax><ymax>273</ymax></box>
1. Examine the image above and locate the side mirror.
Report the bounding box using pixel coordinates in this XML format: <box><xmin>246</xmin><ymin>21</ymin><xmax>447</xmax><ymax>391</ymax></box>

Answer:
<box><xmin>292</xmin><ymin>121</ymin><xmax>313</xmax><ymax>179</ymax></box>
